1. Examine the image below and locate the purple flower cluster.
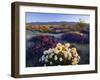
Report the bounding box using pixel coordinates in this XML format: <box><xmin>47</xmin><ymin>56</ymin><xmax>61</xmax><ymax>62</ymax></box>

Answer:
<box><xmin>26</xmin><ymin>35</ymin><xmax>61</xmax><ymax>67</ymax></box>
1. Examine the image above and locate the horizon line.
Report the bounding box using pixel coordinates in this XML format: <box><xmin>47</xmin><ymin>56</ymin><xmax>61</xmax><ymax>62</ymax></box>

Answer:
<box><xmin>26</xmin><ymin>21</ymin><xmax>89</xmax><ymax>24</ymax></box>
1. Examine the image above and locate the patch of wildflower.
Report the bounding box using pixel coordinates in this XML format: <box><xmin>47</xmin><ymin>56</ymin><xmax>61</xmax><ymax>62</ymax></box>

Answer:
<box><xmin>39</xmin><ymin>43</ymin><xmax>80</xmax><ymax>66</ymax></box>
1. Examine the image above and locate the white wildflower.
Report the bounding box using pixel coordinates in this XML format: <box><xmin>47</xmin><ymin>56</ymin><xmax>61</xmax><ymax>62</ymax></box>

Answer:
<box><xmin>65</xmin><ymin>43</ymin><xmax>70</xmax><ymax>48</ymax></box>
<box><xmin>54</xmin><ymin>55</ymin><xmax>58</xmax><ymax>60</ymax></box>
<box><xmin>50</xmin><ymin>61</ymin><xmax>53</xmax><ymax>65</ymax></box>
<box><xmin>57</xmin><ymin>43</ymin><xmax>62</xmax><ymax>47</ymax></box>
<box><xmin>59</xmin><ymin>57</ymin><xmax>63</xmax><ymax>61</ymax></box>
<box><xmin>43</xmin><ymin>50</ymin><xmax>48</xmax><ymax>55</ymax></box>
<box><xmin>48</xmin><ymin>48</ymin><xmax>53</xmax><ymax>53</ymax></box>
<box><xmin>68</xmin><ymin>48</ymin><xmax>71</xmax><ymax>52</ymax></box>
<box><xmin>41</xmin><ymin>55</ymin><xmax>45</xmax><ymax>61</ymax></box>
<box><xmin>45</xmin><ymin>55</ymin><xmax>49</xmax><ymax>59</ymax></box>
<box><xmin>45</xmin><ymin>58</ymin><xmax>48</xmax><ymax>62</ymax></box>
<box><xmin>49</xmin><ymin>53</ymin><xmax>54</xmax><ymax>58</ymax></box>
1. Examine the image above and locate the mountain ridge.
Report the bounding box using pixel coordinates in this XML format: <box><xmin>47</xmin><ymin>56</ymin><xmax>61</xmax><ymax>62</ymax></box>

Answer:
<box><xmin>26</xmin><ymin>21</ymin><xmax>89</xmax><ymax>25</ymax></box>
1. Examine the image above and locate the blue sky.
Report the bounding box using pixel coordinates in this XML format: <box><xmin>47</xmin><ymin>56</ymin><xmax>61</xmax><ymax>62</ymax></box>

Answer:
<box><xmin>26</xmin><ymin>12</ymin><xmax>90</xmax><ymax>23</ymax></box>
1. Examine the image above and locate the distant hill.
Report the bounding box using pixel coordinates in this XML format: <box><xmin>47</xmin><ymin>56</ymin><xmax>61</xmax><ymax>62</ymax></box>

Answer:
<box><xmin>26</xmin><ymin>21</ymin><xmax>83</xmax><ymax>25</ymax></box>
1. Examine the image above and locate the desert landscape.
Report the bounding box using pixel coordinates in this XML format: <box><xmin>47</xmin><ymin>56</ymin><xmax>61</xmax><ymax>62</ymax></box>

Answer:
<box><xmin>26</xmin><ymin>21</ymin><xmax>90</xmax><ymax>67</ymax></box>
